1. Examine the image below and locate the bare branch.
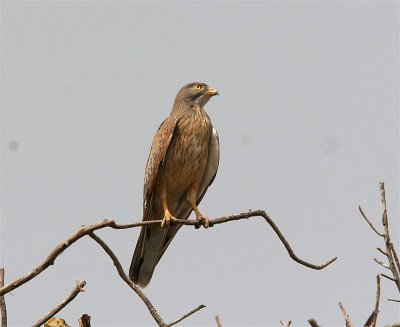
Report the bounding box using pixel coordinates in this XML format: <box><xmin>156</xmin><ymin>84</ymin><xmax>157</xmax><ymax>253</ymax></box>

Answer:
<box><xmin>379</xmin><ymin>183</ymin><xmax>400</xmax><ymax>292</ymax></box>
<box><xmin>78</xmin><ymin>314</ymin><xmax>91</xmax><ymax>327</ymax></box>
<box><xmin>308</xmin><ymin>319</ymin><xmax>321</xmax><ymax>327</ymax></box>
<box><xmin>0</xmin><ymin>219</ymin><xmax>114</xmax><ymax>296</ymax></box>
<box><xmin>32</xmin><ymin>280</ymin><xmax>86</xmax><ymax>327</ymax></box>
<box><xmin>209</xmin><ymin>210</ymin><xmax>337</xmax><ymax>270</ymax></box>
<box><xmin>381</xmin><ymin>273</ymin><xmax>397</xmax><ymax>282</ymax></box>
<box><xmin>88</xmin><ymin>233</ymin><xmax>168</xmax><ymax>327</ymax></box>
<box><xmin>168</xmin><ymin>305</ymin><xmax>206</xmax><ymax>326</ymax></box>
<box><xmin>389</xmin><ymin>242</ymin><xmax>400</xmax><ymax>277</ymax></box>
<box><xmin>89</xmin><ymin>232</ymin><xmax>206</xmax><ymax>326</ymax></box>
<box><xmin>377</xmin><ymin>247</ymin><xmax>388</xmax><ymax>256</ymax></box>
<box><xmin>364</xmin><ymin>275</ymin><xmax>381</xmax><ymax>327</ymax></box>
<box><xmin>379</xmin><ymin>182</ymin><xmax>388</xmax><ymax>227</ymax></box>
<box><xmin>374</xmin><ymin>258</ymin><xmax>391</xmax><ymax>270</ymax></box>
<box><xmin>0</xmin><ymin>210</ymin><xmax>336</xmax><ymax>297</ymax></box>
<box><xmin>339</xmin><ymin>302</ymin><xmax>353</xmax><ymax>327</ymax></box>
<box><xmin>374</xmin><ymin>275</ymin><xmax>381</xmax><ymax>323</ymax></box>
<box><xmin>383</xmin><ymin>323</ymin><xmax>400</xmax><ymax>327</ymax></box>
<box><xmin>0</xmin><ymin>268</ymin><xmax>6</xmax><ymax>327</ymax></box>
<box><xmin>215</xmin><ymin>315</ymin><xmax>222</xmax><ymax>327</ymax></box>
<box><xmin>359</xmin><ymin>206</ymin><xmax>384</xmax><ymax>236</ymax></box>
<box><xmin>387</xmin><ymin>298</ymin><xmax>400</xmax><ymax>303</ymax></box>
<box><xmin>360</xmin><ymin>183</ymin><xmax>400</xmax><ymax>293</ymax></box>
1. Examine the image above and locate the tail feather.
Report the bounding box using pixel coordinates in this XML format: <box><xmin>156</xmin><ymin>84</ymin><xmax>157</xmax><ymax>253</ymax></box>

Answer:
<box><xmin>129</xmin><ymin>224</ymin><xmax>168</xmax><ymax>287</ymax></box>
<box><xmin>129</xmin><ymin>202</ymin><xmax>193</xmax><ymax>287</ymax></box>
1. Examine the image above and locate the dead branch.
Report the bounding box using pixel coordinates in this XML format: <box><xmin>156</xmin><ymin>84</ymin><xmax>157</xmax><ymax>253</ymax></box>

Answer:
<box><xmin>363</xmin><ymin>275</ymin><xmax>381</xmax><ymax>327</ymax></box>
<box><xmin>88</xmin><ymin>232</ymin><xmax>168</xmax><ymax>327</ymax></box>
<box><xmin>380</xmin><ymin>183</ymin><xmax>400</xmax><ymax>292</ymax></box>
<box><xmin>215</xmin><ymin>315</ymin><xmax>222</xmax><ymax>327</ymax></box>
<box><xmin>381</xmin><ymin>273</ymin><xmax>397</xmax><ymax>282</ymax></box>
<box><xmin>390</xmin><ymin>243</ymin><xmax>400</xmax><ymax>275</ymax></box>
<box><xmin>387</xmin><ymin>298</ymin><xmax>400</xmax><ymax>302</ymax></box>
<box><xmin>33</xmin><ymin>280</ymin><xmax>86</xmax><ymax>327</ymax></box>
<box><xmin>0</xmin><ymin>210</ymin><xmax>336</xmax><ymax>297</ymax></box>
<box><xmin>89</xmin><ymin>232</ymin><xmax>204</xmax><ymax>327</ymax></box>
<box><xmin>308</xmin><ymin>318</ymin><xmax>321</xmax><ymax>327</ymax></box>
<box><xmin>359</xmin><ymin>182</ymin><xmax>400</xmax><ymax>293</ymax></box>
<box><xmin>0</xmin><ymin>268</ymin><xmax>6</xmax><ymax>327</ymax></box>
<box><xmin>168</xmin><ymin>305</ymin><xmax>206</xmax><ymax>326</ymax></box>
<box><xmin>202</xmin><ymin>210</ymin><xmax>337</xmax><ymax>270</ymax></box>
<box><xmin>358</xmin><ymin>206</ymin><xmax>383</xmax><ymax>237</ymax></box>
<box><xmin>374</xmin><ymin>258</ymin><xmax>391</xmax><ymax>270</ymax></box>
<box><xmin>339</xmin><ymin>302</ymin><xmax>353</xmax><ymax>327</ymax></box>
<box><xmin>377</xmin><ymin>247</ymin><xmax>388</xmax><ymax>256</ymax></box>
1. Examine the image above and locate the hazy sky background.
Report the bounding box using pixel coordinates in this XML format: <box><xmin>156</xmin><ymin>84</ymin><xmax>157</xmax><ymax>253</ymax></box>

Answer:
<box><xmin>1</xmin><ymin>1</ymin><xmax>399</xmax><ymax>326</ymax></box>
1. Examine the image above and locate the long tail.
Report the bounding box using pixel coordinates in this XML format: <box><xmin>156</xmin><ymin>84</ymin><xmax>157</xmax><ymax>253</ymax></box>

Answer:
<box><xmin>129</xmin><ymin>223</ymin><xmax>167</xmax><ymax>288</ymax></box>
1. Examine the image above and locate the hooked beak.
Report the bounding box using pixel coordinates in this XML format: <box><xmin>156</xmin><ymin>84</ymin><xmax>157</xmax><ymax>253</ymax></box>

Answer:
<box><xmin>206</xmin><ymin>87</ymin><xmax>219</xmax><ymax>96</ymax></box>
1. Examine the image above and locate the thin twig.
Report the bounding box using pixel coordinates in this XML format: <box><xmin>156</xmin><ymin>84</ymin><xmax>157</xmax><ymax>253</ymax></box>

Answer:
<box><xmin>339</xmin><ymin>302</ymin><xmax>353</xmax><ymax>327</ymax></box>
<box><xmin>89</xmin><ymin>233</ymin><xmax>206</xmax><ymax>327</ymax></box>
<box><xmin>32</xmin><ymin>280</ymin><xmax>86</xmax><ymax>327</ymax></box>
<box><xmin>374</xmin><ymin>275</ymin><xmax>381</xmax><ymax>323</ymax></box>
<box><xmin>389</xmin><ymin>242</ymin><xmax>400</xmax><ymax>277</ymax></box>
<box><xmin>388</xmin><ymin>298</ymin><xmax>400</xmax><ymax>302</ymax></box>
<box><xmin>358</xmin><ymin>206</ymin><xmax>384</xmax><ymax>237</ymax></box>
<box><xmin>209</xmin><ymin>210</ymin><xmax>337</xmax><ymax>270</ymax></box>
<box><xmin>374</xmin><ymin>258</ymin><xmax>391</xmax><ymax>270</ymax></box>
<box><xmin>88</xmin><ymin>232</ymin><xmax>167</xmax><ymax>327</ymax></box>
<box><xmin>215</xmin><ymin>315</ymin><xmax>222</xmax><ymax>327</ymax></box>
<box><xmin>377</xmin><ymin>248</ymin><xmax>388</xmax><ymax>256</ymax></box>
<box><xmin>168</xmin><ymin>305</ymin><xmax>206</xmax><ymax>326</ymax></box>
<box><xmin>0</xmin><ymin>268</ymin><xmax>6</xmax><ymax>327</ymax></box>
<box><xmin>367</xmin><ymin>275</ymin><xmax>381</xmax><ymax>327</ymax></box>
<box><xmin>0</xmin><ymin>210</ymin><xmax>336</xmax><ymax>296</ymax></box>
<box><xmin>308</xmin><ymin>319</ymin><xmax>321</xmax><ymax>327</ymax></box>
<box><xmin>381</xmin><ymin>273</ymin><xmax>397</xmax><ymax>282</ymax></box>
<box><xmin>379</xmin><ymin>183</ymin><xmax>400</xmax><ymax>292</ymax></box>
<box><xmin>361</xmin><ymin>183</ymin><xmax>400</xmax><ymax>293</ymax></box>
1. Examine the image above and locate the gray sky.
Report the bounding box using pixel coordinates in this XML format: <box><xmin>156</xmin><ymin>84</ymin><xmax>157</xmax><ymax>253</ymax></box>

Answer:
<box><xmin>1</xmin><ymin>1</ymin><xmax>399</xmax><ymax>326</ymax></box>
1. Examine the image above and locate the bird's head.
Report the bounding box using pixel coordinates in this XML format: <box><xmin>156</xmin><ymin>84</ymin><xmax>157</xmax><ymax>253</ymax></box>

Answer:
<box><xmin>173</xmin><ymin>82</ymin><xmax>219</xmax><ymax>110</ymax></box>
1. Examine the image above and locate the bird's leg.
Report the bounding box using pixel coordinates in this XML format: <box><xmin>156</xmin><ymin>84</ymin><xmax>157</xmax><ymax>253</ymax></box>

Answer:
<box><xmin>186</xmin><ymin>191</ymin><xmax>210</xmax><ymax>229</ymax></box>
<box><xmin>160</xmin><ymin>185</ymin><xmax>177</xmax><ymax>227</ymax></box>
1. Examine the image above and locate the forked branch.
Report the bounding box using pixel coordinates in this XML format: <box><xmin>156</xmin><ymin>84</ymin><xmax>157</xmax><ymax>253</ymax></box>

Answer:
<box><xmin>359</xmin><ymin>182</ymin><xmax>400</xmax><ymax>293</ymax></box>
<box><xmin>0</xmin><ymin>210</ymin><xmax>337</xmax><ymax>326</ymax></box>
<box><xmin>0</xmin><ymin>210</ymin><xmax>336</xmax><ymax>297</ymax></box>
<box><xmin>32</xmin><ymin>280</ymin><xmax>86</xmax><ymax>327</ymax></box>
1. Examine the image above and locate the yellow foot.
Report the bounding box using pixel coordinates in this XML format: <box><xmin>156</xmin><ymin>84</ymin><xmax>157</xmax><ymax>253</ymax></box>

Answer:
<box><xmin>195</xmin><ymin>216</ymin><xmax>211</xmax><ymax>229</ymax></box>
<box><xmin>161</xmin><ymin>211</ymin><xmax>177</xmax><ymax>227</ymax></box>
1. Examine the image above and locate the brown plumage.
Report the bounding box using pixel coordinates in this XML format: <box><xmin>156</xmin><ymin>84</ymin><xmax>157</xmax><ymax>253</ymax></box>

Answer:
<box><xmin>129</xmin><ymin>82</ymin><xmax>220</xmax><ymax>287</ymax></box>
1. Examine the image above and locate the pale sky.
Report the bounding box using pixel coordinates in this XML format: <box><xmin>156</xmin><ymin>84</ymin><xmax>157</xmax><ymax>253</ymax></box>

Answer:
<box><xmin>1</xmin><ymin>1</ymin><xmax>399</xmax><ymax>326</ymax></box>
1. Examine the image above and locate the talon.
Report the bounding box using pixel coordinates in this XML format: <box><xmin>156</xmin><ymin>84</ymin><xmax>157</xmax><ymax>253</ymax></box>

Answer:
<box><xmin>195</xmin><ymin>216</ymin><xmax>210</xmax><ymax>229</ymax></box>
<box><xmin>161</xmin><ymin>211</ymin><xmax>177</xmax><ymax>227</ymax></box>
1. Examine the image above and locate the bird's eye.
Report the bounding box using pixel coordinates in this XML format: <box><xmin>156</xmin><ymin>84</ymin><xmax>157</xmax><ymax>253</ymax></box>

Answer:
<box><xmin>193</xmin><ymin>84</ymin><xmax>201</xmax><ymax>90</ymax></box>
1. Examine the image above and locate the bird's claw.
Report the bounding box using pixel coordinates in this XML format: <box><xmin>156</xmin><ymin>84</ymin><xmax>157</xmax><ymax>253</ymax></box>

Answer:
<box><xmin>161</xmin><ymin>212</ymin><xmax>177</xmax><ymax>227</ymax></box>
<box><xmin>195</xmin><ymin>216</ymin><xmax>211</xmax><ymax>229</ymax></box>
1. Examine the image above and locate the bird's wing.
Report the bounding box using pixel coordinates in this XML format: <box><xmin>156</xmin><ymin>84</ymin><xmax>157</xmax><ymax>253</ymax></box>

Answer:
<box><xmin>155</xmin><ymin>127</ymin><xmax>220</xmax><ymax>263</ymax></box>
<box><xmin>196</xmin><ymin>127</ymin><xmax>220</xmax><ymax>203</ymax></box>
<box><xmin>143</xmin><ymin>115</ymin><xmax>179</xmax><ymax>217</ymax></box>
<box><xmin>129</xmin><ymin>115</ymin><xmax>178</xmax><ymax>287</ymax></box>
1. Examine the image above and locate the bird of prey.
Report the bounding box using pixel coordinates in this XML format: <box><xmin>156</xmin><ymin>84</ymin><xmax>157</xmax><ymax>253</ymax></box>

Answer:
<box><xmin>129</xmin><ymin>82</ymin><xmax>220</xmax><ymax>287</ymax></box>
